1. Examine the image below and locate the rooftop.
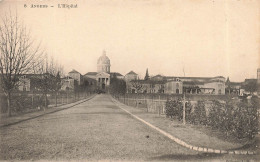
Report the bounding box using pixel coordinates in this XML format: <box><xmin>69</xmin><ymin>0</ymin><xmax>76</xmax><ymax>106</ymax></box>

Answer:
<box><xmin>110</xmin><ymin>72</ymin><xmax>123</xmax><ymax>76</ymax></box>
<box><xmin>126</xmin><ymin>71</ymin><xmax>137</xmax><ymax>75</ymax></box>
<box><xmin>69</xmin><ymin>69</ymin><xmax>80</xmax><ymax>74</ymax></box>
<box><xmin>84</xmin><ymin>72</ymin><xmax>98</xmax><ymax>75</ymax></box>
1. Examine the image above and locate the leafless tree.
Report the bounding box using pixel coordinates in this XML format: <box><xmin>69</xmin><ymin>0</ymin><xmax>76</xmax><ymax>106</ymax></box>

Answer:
<box><xmin>33</xmin><ymin>55</ymin><xmax>63</xmax><ymax>108</ymax></box>
<box><xmin>131</xmin><ymin>80</ymin><xmax>144</xmax><ymax>107</ymax></box>
<box><xmin>0</xmin><ymin>11</ymin><xmax>43</xmax><ymax>116</ymax></box>
<box><xmin>131</xmin><ymin>80</ymin><xmax>144</xmax><ymax>94</ymax></box>
<box><xmin>48</xmin><ymin>56</ymin><xmax>62</xmax><ymax>106</ymax></box>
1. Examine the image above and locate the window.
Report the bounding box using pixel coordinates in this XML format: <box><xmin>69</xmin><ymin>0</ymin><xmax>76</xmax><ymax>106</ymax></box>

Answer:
<box><xmin>176</xmin><ymin>89</ymin><xmax>179</xmax><ymax>94</ymax></box>
<box><xmin>218</xmin><ymin>89</ymin><xmax>221</xmax><ymax>94</ymax></box>
<box><xmin>176</xmin><ymin>83</ymin><xmax>179</xmax><ymax>88</ymax></box>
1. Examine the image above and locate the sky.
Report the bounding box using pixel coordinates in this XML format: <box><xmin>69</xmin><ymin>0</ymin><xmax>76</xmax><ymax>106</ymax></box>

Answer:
<box><xmin>0</xmin><ymin>0</ymin><xmax>259</xmax><ymax>82</ymax></box>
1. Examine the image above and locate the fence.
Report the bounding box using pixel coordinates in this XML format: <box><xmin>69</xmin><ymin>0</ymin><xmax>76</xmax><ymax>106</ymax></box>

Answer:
<box><xmin>0</xmin><ymin>91</ymin><xmax>94</xmax><ymax>114</ymax></box>
<box><xmin>114</xmin><ymin>93</ymin><xmax>228</xmax><ymax>116</ymax></box>
<box><xmin>114</xmin><ymin>93</ymin><xmax>259</xmax><ymax>139</ymax></box>
<box><xmin>114</xmin><ymin>94</ymin><xmax>167</xmax><ymax>115</ymax></box>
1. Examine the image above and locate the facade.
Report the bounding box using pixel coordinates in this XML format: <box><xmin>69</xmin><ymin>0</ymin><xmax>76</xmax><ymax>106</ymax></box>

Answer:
<box><xmin>128</xmin><ymin>79</ymin><xmax>168</xmax><ymax>94</ymax></box>
<box><xmin>127</xmin><ymin>75</ymin><xmax>225</xmax><ymax>95</ymax></box>
<box><xmin>16</xmin><ymin>73</ymin><xmax>57</xmax><ymax>92</ymax></box>
<box><xmin>96</xmin><ymin>72</ymin><xmax>110</xmax><ymax>90</ymax></box>
<box><xmin>225</xmin><ymin>77</ymin><xmax>243</xmax><ymax>95</ymax></box>
<box><xmin>18</xmin><ymin>75</ymin><xmax>31</xmax><ymax>91</ymax></box>
<box><xmin>164</xmin><ymin>79</ymin><xmax>183</xmax><ymax>94</ymax></box>
<box><xmin>96</xmin><ymin>52</ymin><xmax>111</xmax><ymax>90</ymax></box>
<box><xmin>61</xmin><ymin>76</ymin><xmax>77</xmax><ymax>91</ymax></box>
<box><xmin>68</xmin><ymin>69</ymin><xmax>83</xmax><ymax>85</ymax></box>
<box><xmin>83</xmin><ymin>50</ymin><xmax>123</xmax><ymax>91</ymax></box>
<box><xmin>171</xmin><ymin>76</ymin><xmax>225</xmax><ymax>95</ymax></box>
<box><xmin>125</xmin><ymin>71</ymin><xmax>138</xmax><ymax>82</ymax></box>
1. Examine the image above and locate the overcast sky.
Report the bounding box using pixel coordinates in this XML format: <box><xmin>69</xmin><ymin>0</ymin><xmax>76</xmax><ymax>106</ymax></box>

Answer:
<box><xmin>0</xmin><ymin>0</ymin><xmax>259</xmax><ymax>82</ymax></box>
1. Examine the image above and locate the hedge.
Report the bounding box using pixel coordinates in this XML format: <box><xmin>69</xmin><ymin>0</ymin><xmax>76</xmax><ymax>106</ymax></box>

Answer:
<box><xmin>165</xmin><ymin>98</ymin><xmax>192</xmax><ymax>121</ymax></box>
<box><xmin>165</xmin><ymin>97</ymin><xmax>259</xmax><ymax>139</ymax></box>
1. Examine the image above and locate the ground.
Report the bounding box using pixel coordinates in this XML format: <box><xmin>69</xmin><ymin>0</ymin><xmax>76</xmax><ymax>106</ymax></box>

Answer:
<box><xmin>0</xmin><ymin>94</ymin><xmax>258</xmax><ymax>161</ymax></box>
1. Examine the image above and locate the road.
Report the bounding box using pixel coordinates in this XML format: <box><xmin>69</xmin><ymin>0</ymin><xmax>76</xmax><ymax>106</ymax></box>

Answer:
<box><xmin>0</xmin><ymin>94</ymin><xmax>255</xmax><ymax>161</ymax></box>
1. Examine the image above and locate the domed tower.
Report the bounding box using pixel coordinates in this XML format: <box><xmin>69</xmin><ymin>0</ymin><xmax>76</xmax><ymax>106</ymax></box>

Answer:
<box><xmin>97</xmin><ymin>50</ymin><xmax>110</xmax><ymax>73</ymax></box>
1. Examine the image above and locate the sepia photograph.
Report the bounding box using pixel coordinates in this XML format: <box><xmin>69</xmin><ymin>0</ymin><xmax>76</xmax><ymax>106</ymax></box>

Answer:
<box><xmin>0</xmin><ymin>0</ymin><xmax>259</xmax><ymax>161</ymax></box>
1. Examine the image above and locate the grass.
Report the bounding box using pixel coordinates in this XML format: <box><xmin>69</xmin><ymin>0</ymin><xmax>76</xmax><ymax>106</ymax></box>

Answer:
<box><xmin>116</xmin><ymin>97</ymin><xmax>260</xmax><ymax>157</ymax></box>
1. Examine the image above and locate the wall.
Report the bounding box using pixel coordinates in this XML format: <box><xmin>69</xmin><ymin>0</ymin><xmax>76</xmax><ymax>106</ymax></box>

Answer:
<box><xmin>69</xmin><ymin>73</ymin><xmax>81</xmax><ymax>85</ymax></box>
<box><xmin>203</xmin><ymin>82</ymin><xmax>225</xmax><ymax>95</ymax></box>
<box><xmin>18</xmin><ymin>78</ymin><xmax>31</xmax><ymax>91</ymax></box>
<box><xmin>164</xmin><ymin>81</ymin><xmax>183</xmax><ymax>94</ymax></box>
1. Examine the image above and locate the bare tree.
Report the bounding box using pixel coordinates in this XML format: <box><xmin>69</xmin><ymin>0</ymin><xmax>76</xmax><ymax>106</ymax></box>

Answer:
<box><xmin>131</xmin><ymin>80</ymin><xmax>144</xmax><ymax>94</ymax></box>
<box><xmin>131</xmin><ymin>80</ymin><xmax>144</xmax><ymax>107</ymax></box>
<box><xmin>33</xmin><ymin>55</ymin><xmax>63</xmax><ymax>108</ymax></box>
<box><xmin>48</xmin><ymin>56</ymin><xmax>62</xmax><ymax>106</ymax></box>
<box><xmin>0</xmin><ymin>11</ymin><xmax>43</xmax><ymax>116</ymax></box>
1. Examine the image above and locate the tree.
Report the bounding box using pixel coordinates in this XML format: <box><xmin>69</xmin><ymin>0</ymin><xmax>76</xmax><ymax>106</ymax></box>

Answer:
<box><xmin>109</xmin><ymin>74</ymin><xmax>126</xmax><ymax>95</ymax></box>
<box><xmin>0</xmin><ymin>11</ymin><xmax>43</xmax><ymax>116</ymax></box>
<box><xmin>131</xmin><ymin>80</ymin><xmax>143</xmax><ymax>93</ymax></box>
<box><xmin>48</xmin><ymin>57</ymin><xmax>63</xmax><ymax>106</ymax></box>
<box><xmin>243</xmin><ymin>79</ymin><xmax>257</xmax><ymax>94</ymax></box>
<box><xmin>144</xmin><ymin>68</ymin><xmax>149</xmax><ymax>80</ymax></box>
<box><xmin>225</xmin><ymin>77</ymin><xmax>232</xmax><ymax>94</ymax></box>
<box><xmin>33</xmin><ymin>56</ymin><xmax>62</xmax><ymax>108</ymax></box>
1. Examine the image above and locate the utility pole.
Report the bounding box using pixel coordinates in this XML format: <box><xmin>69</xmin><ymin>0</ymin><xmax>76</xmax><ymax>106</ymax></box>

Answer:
<box><xmin>183</xmin><ymin>67</ymin><xmax>186</xmax><ymax>125</ymax></box>
<box><xmin>183</xmin><ymin>88</ymin><xmax>186</xmax><ymax>125</ymax></box>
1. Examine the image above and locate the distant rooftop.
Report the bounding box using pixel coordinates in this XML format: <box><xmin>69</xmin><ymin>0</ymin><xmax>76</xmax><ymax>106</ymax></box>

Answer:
<box><xmin>110</xmin><ymin>72</ymin><xmax>123</xmax><ymax>76</ymax></box>
<box><xmin>126</xmin><ymin>71</ymin><xmax>137</xmax><ymax>75</ymax></box>
<box><xmin>84</xmin><ymin>72</ymin><xmax>98</xmax><ymax>75</ymax></box>
<box><xmin>166</xmin><ymin>76</ymin><xmax>225</xmax><ymax>80</ymax></box>
<box><xmin>69</xmin><ymin>69</ymin><xmax>80</xmax><ymax>74</ymax></box>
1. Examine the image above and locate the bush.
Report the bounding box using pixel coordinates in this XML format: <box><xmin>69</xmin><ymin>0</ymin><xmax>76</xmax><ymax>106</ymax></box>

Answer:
<box><xmin>165</xmin><ymin>99</ymin><xmax>181</xmax><ymax>119</ymax></box>
<box><xmin>189</xmin><ymin>100</ymin><xmax>207</xmax><ymax>125</ymax></box>
<box><xmin>207</xmin><ymin>98</ymin><xmax>259</xmax><ymax>139</ymax></box>
<box><xmin>208</xmin><ymin>100</ymin><xmax>223</xmax><ymax>129</ymax></box>
<box><xmin>232</xmin><ymin>100</ymin><xmax>258</xmax><ymax>139</ymax></box>
<box><xmin>165</xmin><ymin>97</ymin><xmax>259</xmax><ymax>140</ymax></box>
<box><xmin>165</xmin><ymin>98</ymin><xmax>192</xmax><ymax>122</ymax></box>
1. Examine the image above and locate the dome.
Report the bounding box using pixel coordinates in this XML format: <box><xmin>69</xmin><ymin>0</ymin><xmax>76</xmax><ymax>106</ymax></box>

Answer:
<box><xmin>97</xmin><ymin>51</ymin><xmax>110</xmax><ymax>65</ymax></box>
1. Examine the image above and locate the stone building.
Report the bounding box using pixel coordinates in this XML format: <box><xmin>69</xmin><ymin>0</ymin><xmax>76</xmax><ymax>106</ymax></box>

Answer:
<box><xmin>225</xmin><ymin>77</ymin><xmax>243</xmax><ymax>95</ymax></box>
<box><xmin>127</xmin><ymin>75</ymin><xmax>225</xmax><ymax>95</ymax></box>
<box><xmin>61</xmin><ymin>76</ymin><xmax>77</xmax><ymax>91</ymax></box>
<box><xmin>178</xmin><ymin>76</ymin><xmax>225</xmax><ymax>95</ymax></box>
<box><xmin>83</xmin><ymin>50</ymin><xmax>123</xmax><ymax>91</ymax></box>
<box><xmin>125</xmin><ymin>71</ymin><xmax>138</xmax><ymax>82</ymax></box>
<box><xmin>164</xmin><ymin>78</ymin><xmax>183</xmax><ymax>94</ymax></box>
<box><xmin>68</xmin><ymin>69</ymin><xmax>83</xmax><ymax>85</ymax></box>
